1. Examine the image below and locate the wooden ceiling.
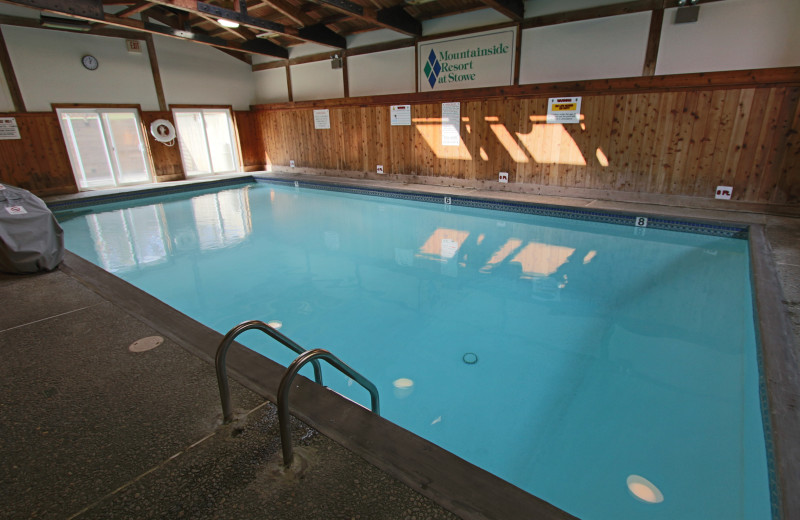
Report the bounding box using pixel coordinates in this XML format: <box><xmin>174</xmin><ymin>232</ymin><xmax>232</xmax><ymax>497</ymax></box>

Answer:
<box><xmin>1</xmin><ymin>0</ymin><xmax>526</xmax><ymax>59</ymax></box>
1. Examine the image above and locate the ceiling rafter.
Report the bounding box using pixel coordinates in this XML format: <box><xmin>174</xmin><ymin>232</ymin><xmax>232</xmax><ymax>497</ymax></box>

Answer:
<box><xmin>314</xmin><ymin>0</ymin><xmax>421</xmax><ymax>37</ymax></box>
<box><xmin>116</xmin><ymin>1</ymin><xmax>153</xmax><ymax>18</ymax></box>
<box><xmin>144</xmin><ymin>0</ymin><xmax>345</xmax><ymax>47</ymax></box>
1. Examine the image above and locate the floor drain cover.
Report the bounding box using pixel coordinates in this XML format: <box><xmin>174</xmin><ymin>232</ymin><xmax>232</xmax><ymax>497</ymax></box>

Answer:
<box><xmin>129</xmin><ymin>336</ymin><xmax>164</xmax><ymax>352</ymax></box>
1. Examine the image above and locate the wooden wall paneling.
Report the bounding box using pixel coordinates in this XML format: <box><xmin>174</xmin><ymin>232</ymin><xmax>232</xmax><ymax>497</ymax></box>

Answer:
<box><xmin>751</xmin><ymin>87</ymin><xmax>794</xmax><ymax>202</ymax></box>
<box><xmin>249</xmin><ymin>71</ymin><xmax>800</xmax><ymax>206</ymax></box>
<box><xmin>732</xmin><ymin>88</ymin><xmax>771</xmax><ymax>201</ymax></box>
<box><xmin>682</xmin><ymin>90</ymin><xmax>713</xmax><ymax>196</ymax></box>
<box><xmin>760</xmin><ymin>87</ymin><xmax>800</xmax><ymax>202</ymax></box>
<box><xmin>234</xmin><ymin>110</ymin><xmax>265</xmax><ymax>171</ymax></box>
<box><xmin>692</xmin><ymin>89</ymin><xmax>728</xmax><ymax>197</ymax></box>
<box><xmin>773</xmin><ymin>98</ymin><xmax>800</xmax><ymax>203</ymax></box>
<box><xmin>719</xmin><ymin>89</ymin><xmax>755</xmax><ymax>193</ymax></box>
<box><xmin>376</xmin><ymin>105</ymin><xmax>390</xmax><ymax>173</ymax></box>
<box><xmin>705</xmin><ymin>89</ymin><xmax>741</xmax><ymax>192</ymax></box>
<box><xmin>649</xmin><ymin>92</ymin><xmax>681</xmax><ymax>194</ymax></box>
<box><xmin>746</xmin><ymin>88</ymin><xmax>783</xmax><ymax>201</ymax></box>
<box><xmin>0</xmin><ymin>113</ymin><xmax>76</xmax><ymax>195</ymax></box>
<box><xmin>582</xmin><ymin>95</ymin><xmax>604</xmax><ymax>189</ymax></box>
<box><xmin>665</xmin><ymin>91</ymin><xmax>698</xmax><ymax>195</ymax></box>
<box><xmin>141</xmin><ymin>111</ymin><xmax>185</xmax><ymax>181</ymax></box>
<box><xmin>637</xmin><ymin>93</ymin><xmax>660</xmax><ymax>192</ymax></box>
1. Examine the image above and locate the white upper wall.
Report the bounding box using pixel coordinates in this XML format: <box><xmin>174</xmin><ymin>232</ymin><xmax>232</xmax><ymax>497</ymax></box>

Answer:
<box><xmin>290</xmin><ymin>61</ymin><xmax>344</xmax><ymax>101</ymax></box>
<box><xmin>519</xmin><ymin>12</ymin><xmax>650</xmax><ymax>84</ymax></box>
<box><xmin>423</xmin><ymin>8</ymin><xmax>511</xmax><ymax>36</ymax></box>
<box><xmin>153</xmin><ymin>35</ymin><xmax>255</xmax><ymax>110</ymax></box>
<box><xmin>347</xmin><ymin>29</ymin><xmax>409</xmax><ymax>48</ymax></box>
<box><xmin>348</xmin><ymin>47</ymin><xmax>415</xmax><ymax>98</ymax></box>
<box><xmin>523</xmin><ymin>0</ymin><xmax>624</xmax><ymax>18</ymax></box>
<box><xmin>1</xmin><ymin>25</ymin><xmax>159</xmax><ymax>111</ymax></box>
<box><xmin>656</xmin><ymin>0</ymin><xmax>800</xmax><ymax>75</ymax></box>
<box><xmin>254</xmin><ymin>67</ymin><xmax>290</xmax><ymax>104</ymax></box>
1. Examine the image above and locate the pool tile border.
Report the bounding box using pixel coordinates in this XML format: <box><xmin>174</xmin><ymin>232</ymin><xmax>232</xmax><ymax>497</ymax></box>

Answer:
<box><xmin>254</xmin><ymin>176</ymin><xmax>749</xmax><ymax>239</ymax></box>
<box><xmin>46</xmin><ymin>177</ymin><xmax>251</xmax><ymax>211</ymax></box>
<box><xmin>46</xmin><ymin>175</ymin><xmax>749</xmax><ymax>239</ymax></box>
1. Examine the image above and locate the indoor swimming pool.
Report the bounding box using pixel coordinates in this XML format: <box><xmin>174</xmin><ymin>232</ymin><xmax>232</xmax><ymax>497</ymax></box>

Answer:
<box><xmin>52</xmin><ymin>179</ymin><xmax>772</xmax><ymax>520</ymax></box>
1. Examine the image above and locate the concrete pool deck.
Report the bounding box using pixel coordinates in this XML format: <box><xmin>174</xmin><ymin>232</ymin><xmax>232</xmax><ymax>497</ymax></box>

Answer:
<box><xmin>2</xmin><ymin>173</ymin><xmax>798</xmax><ymax>519</ymax></box>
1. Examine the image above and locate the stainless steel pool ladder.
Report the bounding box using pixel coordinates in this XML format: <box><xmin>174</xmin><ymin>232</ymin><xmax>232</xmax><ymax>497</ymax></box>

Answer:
<box><xmin>278</xmin><ymin>348</ymin><xmax>379</xmax><ymax>467</ymax></box>
<box><xmin>215</xmin><ymin>320</ymin><xmax>324</xmax><ymax>423</ymax></box>
<box><xmin>215</xmin><ymin>321</ymin><xmax>380</xmax><ymax>467</ymax></box>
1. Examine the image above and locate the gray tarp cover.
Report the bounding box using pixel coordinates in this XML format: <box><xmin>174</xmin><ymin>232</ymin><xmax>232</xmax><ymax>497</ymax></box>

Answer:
<box><xmin>0</xmin><ymin>184</ymin><xmax>64</xmax><ymax>273</ymax></box>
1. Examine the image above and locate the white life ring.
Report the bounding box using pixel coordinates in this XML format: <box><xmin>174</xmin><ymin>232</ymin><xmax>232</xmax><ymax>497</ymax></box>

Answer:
<box><xmin>150</xmin><ymin>119</ymin><xmax>176</xmax><ymax>143</ymax></box>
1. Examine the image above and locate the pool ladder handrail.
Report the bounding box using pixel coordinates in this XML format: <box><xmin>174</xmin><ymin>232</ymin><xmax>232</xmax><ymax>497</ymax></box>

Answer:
<box><xmin>278</xmin><ymin>348</ymin><xmax>379</xmax><ymax>467</ymax></box>
<box><xmin>215</xmin><ymin>320</ymin><xmax>324</xmax><ymax>423</ymax></box>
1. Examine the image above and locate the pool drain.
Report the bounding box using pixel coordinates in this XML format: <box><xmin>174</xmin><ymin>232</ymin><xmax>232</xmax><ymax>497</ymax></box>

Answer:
<box><xmin>128</xmin><ymin>336</ymin><xmax>163</xmax><ymax>352</ymax></box>
<box><xmin>462</xmin><ymin>352</ymin><xmax>478</xmax><ymax>365</ymax></box>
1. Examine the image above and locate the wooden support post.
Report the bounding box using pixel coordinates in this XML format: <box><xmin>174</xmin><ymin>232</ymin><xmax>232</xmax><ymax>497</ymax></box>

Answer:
<box><xmin>0</xmin><ymin>27</ymin><xmax>25</xmax><ymax>112</ymax></box>
<box><xmin>642</xmin><ymin>8</ymin><xmax>664</xmax><ymax>77</ymax></box>
<box><xmin>143</xmin><ymin>29</ymin><xmax>167</xmax><ymax>111</ymax></box>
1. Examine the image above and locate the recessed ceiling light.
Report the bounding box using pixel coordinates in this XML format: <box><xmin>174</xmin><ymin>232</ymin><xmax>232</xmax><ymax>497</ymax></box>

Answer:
<box><xmin>218</xmin><ymin>18</ymin><xmax>240</xmax><ymax>28</ymax></box>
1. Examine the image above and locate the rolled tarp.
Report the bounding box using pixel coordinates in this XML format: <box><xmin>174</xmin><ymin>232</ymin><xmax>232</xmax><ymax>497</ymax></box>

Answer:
<box><xmin>0</xmin><ymin>184</ymin><xmax>64</xmax><ymax>273</ymax></box>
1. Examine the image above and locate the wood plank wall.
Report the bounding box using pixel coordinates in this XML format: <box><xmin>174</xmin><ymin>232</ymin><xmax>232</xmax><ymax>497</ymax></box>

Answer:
<box><xmin>0</xmin><ymin>112</ymin><xmax>76</xmax><ymax>196</ymax></box>
<box><xmin>0</xmin><ymin>111</ymin><xmax>186</xmax><ymax>196</ymax></box>
<box><xmin>141</xmin><ymin>111</ymin><xmax>184</xmax><ymax>182</ymax></box>
<box><xmin>248</xmin><ymin>79</ymin><xmax>800</xmax><ymax>205</ymax></box>
<box><xmin>234</xmin><ymin>110</ymin><xmax>266</xmax><ymax>171</ymax></box>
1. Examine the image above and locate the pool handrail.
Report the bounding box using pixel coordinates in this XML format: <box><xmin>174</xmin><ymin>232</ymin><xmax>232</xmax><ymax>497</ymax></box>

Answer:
<box><xmin>215</xmin><ymin>320</ymin><xmax>323</xmax><ymax>423</ymax></box>
<box><xmin>278</xmin><ymin>348</ymin><xmax>380</xmax><ymax>467</ymax></box>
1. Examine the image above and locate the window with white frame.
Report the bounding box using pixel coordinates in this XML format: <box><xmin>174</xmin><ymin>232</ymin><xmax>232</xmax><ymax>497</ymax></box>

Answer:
<box><xmin>57</xmin><ymin>108</ymin><xmax>152</xmax><ymax>190</ymax></box>
<box><xmin>173</xmin><ymin>108</ymin><xmax>239</xmax><ymax>177</ymax></box>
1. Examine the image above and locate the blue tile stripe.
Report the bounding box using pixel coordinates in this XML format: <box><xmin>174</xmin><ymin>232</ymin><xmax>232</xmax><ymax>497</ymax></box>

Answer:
<box><xmin>46</xmin><ymin>177</ymin><xmax>251</xmax><ymax>211</ymax></box>
<box><xmin>254</xmin><ymin>176</ymin><xmax>749</xmax><ymax>239</ymax></box>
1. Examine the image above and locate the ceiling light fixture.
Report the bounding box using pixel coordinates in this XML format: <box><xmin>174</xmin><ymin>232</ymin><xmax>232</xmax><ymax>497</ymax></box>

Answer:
<box><xmin>218</xmin><ymin>18</ymin><xmax>240</xmax><ymax>28</ymax></box>
<box><xmin>40</xmin><ymin>15</ymin><xmax>92</xmax><ymax>32</ymax></box>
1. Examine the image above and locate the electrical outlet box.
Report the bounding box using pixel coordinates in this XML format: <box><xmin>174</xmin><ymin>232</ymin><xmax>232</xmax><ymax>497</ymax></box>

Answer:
<box><xmin>499</xmin><ymin>171</ymin><xmax>509</xmax><ymax>183</ymax></box>
<box><xmin>715</xmin><ymin>186</ymin><xmax>732</xmax><ymax>200</ymax></box>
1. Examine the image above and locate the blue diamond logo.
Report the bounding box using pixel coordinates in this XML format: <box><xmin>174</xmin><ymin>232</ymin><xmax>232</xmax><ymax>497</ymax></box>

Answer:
<box><xmin>425</xmin><ymin>49</ymin><xmax>441</xmax><ymax>89</ymax></box>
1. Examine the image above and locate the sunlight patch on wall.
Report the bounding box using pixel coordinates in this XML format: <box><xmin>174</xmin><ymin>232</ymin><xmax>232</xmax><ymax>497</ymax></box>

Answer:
<box><xmin>414</xmin><ymin>122</ymin><xmax>473</xmax><ymax>160</ymax></box>
<box><xmin>516</xmin><ymin>123</ymin><xmax>586</xmax><ymax>166</ymax></box>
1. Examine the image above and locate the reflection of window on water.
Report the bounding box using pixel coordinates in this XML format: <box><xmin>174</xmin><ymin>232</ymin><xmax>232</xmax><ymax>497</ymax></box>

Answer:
<box><xmin>87</xmin><ymin>205</ymin><xmax>168</xmax><ymax>273</ymax></box>
<box><xmin>191</xmin><ymin>189</ymin><xmax>252</xmax><ymax>250</ymax></box>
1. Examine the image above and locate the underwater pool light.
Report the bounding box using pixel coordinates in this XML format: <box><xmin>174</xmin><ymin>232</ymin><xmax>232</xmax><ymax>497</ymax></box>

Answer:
<box><xmin>267</xmin><ymin>320</ymin><xmax>283</xmax><ymax>330</ymax></box>
<box><xmin>627</xmin><ymin>474</ymin><xmax>664</xmax><ymax>504</ymax></box>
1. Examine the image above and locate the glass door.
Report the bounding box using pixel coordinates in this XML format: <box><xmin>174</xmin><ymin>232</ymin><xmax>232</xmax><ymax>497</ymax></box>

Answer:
<box><xmin>173</xmin><ymin>108</ymin><xmax>239</xmax><ymax>177</ymax></box>
<box><xmin>58</xmin><ymin>108</ymin><xmax>152</xmax><ymax>190</ymax></box>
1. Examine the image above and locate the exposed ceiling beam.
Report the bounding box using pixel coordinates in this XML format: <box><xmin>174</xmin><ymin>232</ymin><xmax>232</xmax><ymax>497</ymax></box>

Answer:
<box><xmin>477</xmin><ymin>0</ymin><xmax>523</xmax><ymax>21</ymax></box>
<box><xmin>116</xmin><ymin>1</ymin><xmax>152</xmax><ymax>18</ymax></box>
<box><xmin>144</xmin><ymin>0</ymin><xmax>346</xmax><ymax>47</ymax></box>
<box><xmin>315</xmin><ymin>0</ymin><xmax>421</xmax><ymax>37</ymax></box>
<box><xmin>262</xmin><ymin>0</ymin><xmax>316</xmax><ymax>27</ymax></box>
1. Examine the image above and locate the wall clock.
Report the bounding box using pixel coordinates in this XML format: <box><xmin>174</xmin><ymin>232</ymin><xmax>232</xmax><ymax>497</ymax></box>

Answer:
<box><xmin>81</xmin><ymin>55</ymin><xmax>98</xmax><ymax>71</ymax></box>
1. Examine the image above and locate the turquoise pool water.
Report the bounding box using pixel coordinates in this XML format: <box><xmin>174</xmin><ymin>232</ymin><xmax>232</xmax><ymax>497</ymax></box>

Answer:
<box><xmin>54</xmin><ymin>181</ymin><xmax>771</xmax><ymax>519</ymax></box>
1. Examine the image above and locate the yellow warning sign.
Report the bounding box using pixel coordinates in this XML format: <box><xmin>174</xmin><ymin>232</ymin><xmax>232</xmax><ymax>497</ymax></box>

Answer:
<box><xmin>551</xmin><ymin>103</ymin><xmax>577</xmax><ymax>111</ymax></box>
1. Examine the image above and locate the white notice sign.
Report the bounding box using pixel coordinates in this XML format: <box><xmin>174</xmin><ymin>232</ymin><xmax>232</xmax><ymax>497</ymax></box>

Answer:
<box><xmin>547</xmin><ymin>97</ymin><xmax>582</xmax><ymax>124</ymax></box>
<box><xmin>0</xmin><ymin>117</ymin><xmax>20</xmax><ymax>139</ymax></box>
<box><xmin>390</xmin><ymin>105</ymin><xmax>411</xmax><ymax>126</ymax></box>
<box><xmin>313</xmin><ymin>109</ymin><xmax>330</xmax><ymax>130</ymax></box>
<box><xmin>441</xmin><ymin>102</ymin><xmax>460</xmax><ymax>147</ymax></box>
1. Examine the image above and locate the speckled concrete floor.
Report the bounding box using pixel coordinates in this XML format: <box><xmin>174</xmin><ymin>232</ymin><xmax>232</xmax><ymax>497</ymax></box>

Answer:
<box><xmin>2</xmin><ymin>175</ymin><xmax>798</xmax><ymax>520</ymax></box>
<box><xmin>0</xmin><ymin>267</ymin><xmax>458</xmax><ymax>520</ymax></box>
